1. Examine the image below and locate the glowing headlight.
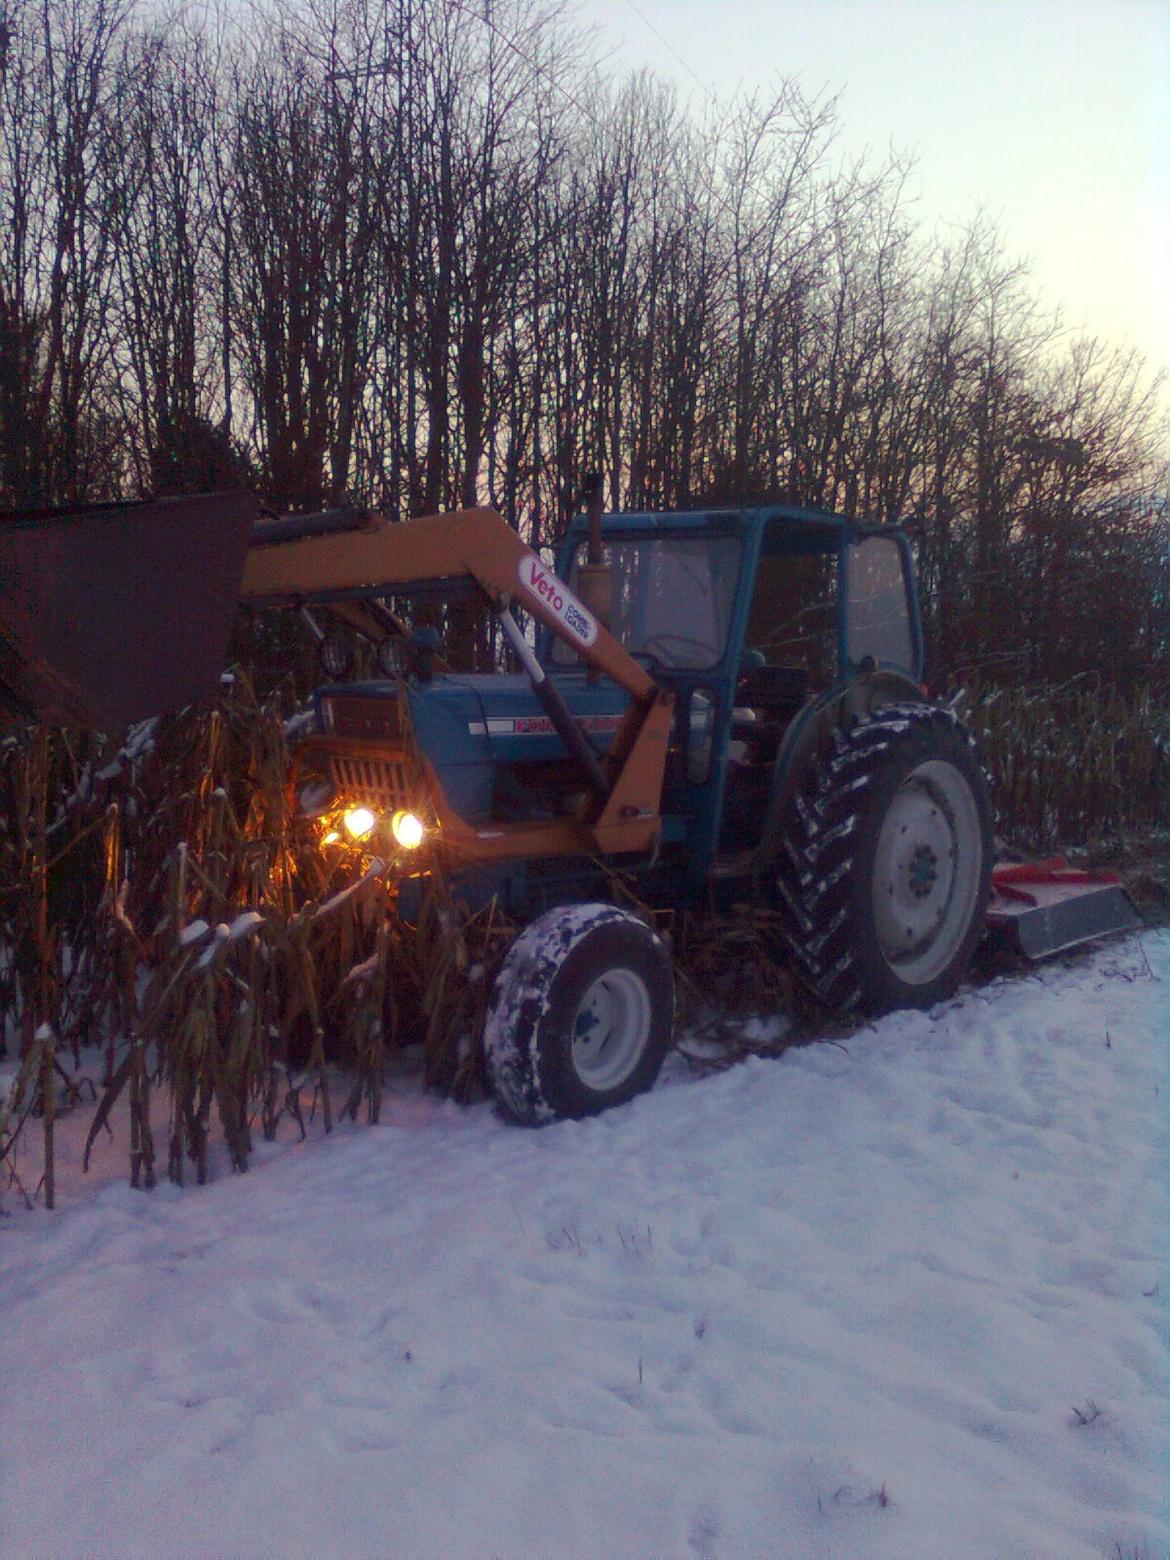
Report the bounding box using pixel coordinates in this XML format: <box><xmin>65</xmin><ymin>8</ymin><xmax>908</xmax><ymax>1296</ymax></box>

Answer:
<box><xmin>343</xmin><ymin>807</ymin><xmax>377</xmax><ymax>840</ymax></box>
<box><xmin>390</xmin><ymin>810</ymin><xmax>425</xmax><ymax>849</ymax></box>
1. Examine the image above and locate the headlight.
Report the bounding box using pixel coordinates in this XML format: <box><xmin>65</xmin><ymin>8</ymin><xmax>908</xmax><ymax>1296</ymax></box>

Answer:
<box><xmin>390</xmin><ymin>809</ymin><xmax>425</xmax><ymax>849</ymax></box>
<box><xmin>343</xmin><ymin>807</ymin><xmax>377</xmax><ymax>840</ymax></box>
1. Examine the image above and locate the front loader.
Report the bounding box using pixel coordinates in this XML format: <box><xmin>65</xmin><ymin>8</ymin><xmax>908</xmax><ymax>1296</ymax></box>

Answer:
<box><xmin>0</xmin><ymin>492</ymin><xmax>1140</xmax><ymax>1123</ymax></box>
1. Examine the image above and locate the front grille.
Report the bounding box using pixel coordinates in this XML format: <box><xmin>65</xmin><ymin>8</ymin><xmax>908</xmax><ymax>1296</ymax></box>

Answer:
<box><xmin>329</xmin><ymin>753</ymin><xmax>411</xmax><ymax>811</ymax></box>
<box><xmin>324</xmin><ymin>695</ymin><xmax>402</xmax><ymax>740</ymax></box>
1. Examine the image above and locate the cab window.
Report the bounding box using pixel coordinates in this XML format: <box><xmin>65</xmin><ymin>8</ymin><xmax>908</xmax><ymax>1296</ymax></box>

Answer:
<box><xmin>553</xmin><ymin>535</ymin><xmax>742</xmax><ymax>670</ymax></box>
<box><xmin>847</xmin><ymin>536</ymin><xmax>914</xmax><ymax>671</ymax></box>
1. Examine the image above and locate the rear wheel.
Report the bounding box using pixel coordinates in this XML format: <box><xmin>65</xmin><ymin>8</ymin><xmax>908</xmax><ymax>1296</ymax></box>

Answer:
<box><xmin>777</xmin><ymin>702</ymin><xmax>992</xmax><ymax>1014</ymax></box>
<box><xmin>485</xmin><ymin>904</ymin><xmax>674</xmax><ymax>1124</ymax></box>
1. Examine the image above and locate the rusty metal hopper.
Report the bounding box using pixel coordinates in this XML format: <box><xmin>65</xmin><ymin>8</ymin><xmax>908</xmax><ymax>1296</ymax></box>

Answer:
<box><xmin>0</xmin><ymin>490</ymin><xmax>258</xmax><ymax>730</ymax></box>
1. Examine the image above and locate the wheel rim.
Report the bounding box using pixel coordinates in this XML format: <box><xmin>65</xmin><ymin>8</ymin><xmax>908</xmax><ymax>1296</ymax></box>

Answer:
<box><xmin>570</xmin><ymin>968</ymin><xmax>653</xmax><ymax>1091</ymax></box>
<box><xmin>871</xmin><ymin>758</ymin><xmax>983</xmax><ymax>986</ymax></box>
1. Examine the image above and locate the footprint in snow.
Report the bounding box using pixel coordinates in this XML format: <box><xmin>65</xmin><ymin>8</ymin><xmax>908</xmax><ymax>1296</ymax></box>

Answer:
<box><xmin>688</xmin><ymin>1503</ymin><xmax>720</xmax><ymax>1556</ymax></box>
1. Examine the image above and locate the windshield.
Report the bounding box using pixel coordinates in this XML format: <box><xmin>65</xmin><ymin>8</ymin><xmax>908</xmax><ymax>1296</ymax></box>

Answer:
<box><xmin>552</xmin><ymin>534</ymin><xmax>742</xmax><ymax>670</ymax></box>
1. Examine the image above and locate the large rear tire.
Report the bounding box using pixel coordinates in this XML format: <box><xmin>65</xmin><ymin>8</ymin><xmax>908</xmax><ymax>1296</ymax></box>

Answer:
<box><xmin>485</xmin><ymin>904</ymin><xmax>674</xmax><ymax>1124</ymax></box>
<box><xmin>777</xmin><ymin>702</ymin><xmax>992</xmax><ymax>1014</ymax></box>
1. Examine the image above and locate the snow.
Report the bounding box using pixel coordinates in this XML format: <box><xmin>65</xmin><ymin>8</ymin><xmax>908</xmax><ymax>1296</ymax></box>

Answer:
<box><xmin>313</xmin><ymin>857</ymin><xmax>388</xmax><ymax>920</ymax></box>
<box><xmin>192</xmin><ymin>912</ymin><xmax>267</xmax><ymax>969</ymax></box>
<box><xmin>178</xmin><ymin>918</ymin><xmax>211</xmax><ymax>948</ymax></box>
<box><xmin>2</xmin><ymin>933</ymin><xmax>1168</xmax><ymax>1559</ymax></box>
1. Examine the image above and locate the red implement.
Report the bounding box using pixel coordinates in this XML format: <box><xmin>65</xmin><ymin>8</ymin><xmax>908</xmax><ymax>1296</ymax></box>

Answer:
<box><xmin>987</xmin><ymin>858</ymin><xmax>1141</xmax><ymax>959</ymax></box>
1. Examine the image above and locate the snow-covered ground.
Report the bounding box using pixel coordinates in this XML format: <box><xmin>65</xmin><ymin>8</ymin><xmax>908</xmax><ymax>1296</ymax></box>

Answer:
<box><xmin>3</xmin><ymin>933</ymin><xmax>1168</xmax><ymax>1560</ymax></box>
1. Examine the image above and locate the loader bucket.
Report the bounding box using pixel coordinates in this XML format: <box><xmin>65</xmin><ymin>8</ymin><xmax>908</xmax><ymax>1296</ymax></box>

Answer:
<box><xmin>0</xmin><ymin>490</ymin><xmax>258</xmax><ymax>730</ymax></box>
<box><xmin>986</xmin><ymin>859</ymin><xmax>1142</xmax><ymax>960</ymax></box>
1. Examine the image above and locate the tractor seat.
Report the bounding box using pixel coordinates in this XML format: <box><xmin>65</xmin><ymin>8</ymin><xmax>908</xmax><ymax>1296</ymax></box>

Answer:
<box><xmin>730</xmin><ymin>664</ymin><xmax>812</xmax><ymax>762</ymax></box>
<box><xmin>737</xmin><ymin>663</ymin><xmax>811</xmax><ymax>711</ymax></box>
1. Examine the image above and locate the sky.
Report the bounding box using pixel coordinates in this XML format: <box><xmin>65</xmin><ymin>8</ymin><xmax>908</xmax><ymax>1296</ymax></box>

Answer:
<box><xmin>576</xmin><ymin>0</ymin><xmax>1170</xmax><ymax>374</ymax></box>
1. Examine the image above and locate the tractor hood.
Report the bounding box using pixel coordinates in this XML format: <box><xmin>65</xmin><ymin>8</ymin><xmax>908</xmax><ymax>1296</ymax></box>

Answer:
<box><xmin>314</xmin><ymin>672</ymin><xmax>631</xmax><ymax>823</ymax></box>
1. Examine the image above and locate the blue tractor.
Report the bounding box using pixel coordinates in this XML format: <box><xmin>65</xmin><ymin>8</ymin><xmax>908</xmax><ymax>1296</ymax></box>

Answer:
<box><xmin>249</xmin><ymin>499</ymin><xmax>994</xmax><ymax>1124</ymax></box>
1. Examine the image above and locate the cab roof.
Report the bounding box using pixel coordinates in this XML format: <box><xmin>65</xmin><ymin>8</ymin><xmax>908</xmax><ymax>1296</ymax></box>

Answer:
<box><xmin>564</xmin><ymin>504</ymin><xmax>905</xmax><ymax>555</ymax></box>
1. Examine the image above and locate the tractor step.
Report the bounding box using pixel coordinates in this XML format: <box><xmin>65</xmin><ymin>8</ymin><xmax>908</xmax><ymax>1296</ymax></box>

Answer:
<box><xmin>710</xmin><ymin>850</ymin><xmax>755</xmax><ymax>880</ymax></box>
<box><xmin>986</xmin><ymin>859</ymin><xmax>1142</xmax><ymax>960</ymax></box>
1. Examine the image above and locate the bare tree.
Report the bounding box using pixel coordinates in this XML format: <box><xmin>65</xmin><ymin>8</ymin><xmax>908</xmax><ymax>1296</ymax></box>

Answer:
<box><xmin>0</xmin><ymin>0</ymin><xmax>130</xmax><ymax>506</ymax></box>
<box><xmin>1</xmin><ymin>0</ymin><xmax>1164</xmax><ymax>688</ymax></box>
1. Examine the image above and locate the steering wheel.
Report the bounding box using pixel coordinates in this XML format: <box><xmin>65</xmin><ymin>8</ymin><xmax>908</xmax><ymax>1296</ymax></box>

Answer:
<box><xmin>639</xmin><ymin>632</ymin><xmax>715</xmax><ymax>667</ymax></box>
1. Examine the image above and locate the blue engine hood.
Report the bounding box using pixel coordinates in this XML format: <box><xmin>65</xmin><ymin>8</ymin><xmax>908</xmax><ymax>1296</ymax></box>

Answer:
<box><xmin>315</xmin><ymin>673</ymin><xmax>630</xmax><ymax>822</ymax></box>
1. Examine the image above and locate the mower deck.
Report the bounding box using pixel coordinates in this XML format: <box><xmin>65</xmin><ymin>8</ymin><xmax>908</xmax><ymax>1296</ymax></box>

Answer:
<box><xmin>986</xmin><ymin>860</ymin><xmax>1142</xmax><ymax>960</ymax></box>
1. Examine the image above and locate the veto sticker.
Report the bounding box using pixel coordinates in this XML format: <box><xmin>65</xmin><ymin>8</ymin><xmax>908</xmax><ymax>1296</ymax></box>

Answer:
<box><xmin>518</xmin><ymin>557</ymin><xmax>598</xmax><ymax>646</ymax></box>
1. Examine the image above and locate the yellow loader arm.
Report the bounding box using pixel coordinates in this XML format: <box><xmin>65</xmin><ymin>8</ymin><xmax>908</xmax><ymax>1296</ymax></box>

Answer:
<box><xmin>243</xmin><ymin>506</ymin><xmax>674</xmax><ymax>857</ymax></box>
<box><xmin>243</xmin><ymin>507</ymin><xmax>651</xmax><ymax>697</ymax></box>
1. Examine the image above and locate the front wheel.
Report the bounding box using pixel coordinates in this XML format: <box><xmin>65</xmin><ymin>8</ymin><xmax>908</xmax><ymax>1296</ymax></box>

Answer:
<box><xmin>484</xmin><ymin>904</ymin><xmax>674</xmax><ymax>1124</ymax></box>
<box><xmin>777</xmin><ymin>702</ymin><xmax>993</xmax><ymax>1014</ymax></box>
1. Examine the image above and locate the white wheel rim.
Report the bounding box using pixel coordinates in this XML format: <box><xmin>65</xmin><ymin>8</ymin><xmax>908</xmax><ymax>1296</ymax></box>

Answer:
<box><xmin>871</xmin><ymin>758</ymin><xmax>983</xmax><ymax>986</ymax></box>
<box><xmin>571</xmin><ymin>968</ymin><xmax>653</xmax><ymax>1090</ymax></box>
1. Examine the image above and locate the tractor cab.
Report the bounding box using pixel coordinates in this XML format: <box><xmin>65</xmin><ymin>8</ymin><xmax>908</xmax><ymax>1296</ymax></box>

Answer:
<box><xmin>549</xmin><ymin>505</ymin><xmax>922</xmax><ymax>883</ymax></box>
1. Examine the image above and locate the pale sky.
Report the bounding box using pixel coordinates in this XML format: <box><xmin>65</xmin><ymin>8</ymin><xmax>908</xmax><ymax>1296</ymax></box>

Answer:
<box><xmin>577</xmin><ymin>0</ymin><xmax>1170</xmax><ymax>373</ymax></box>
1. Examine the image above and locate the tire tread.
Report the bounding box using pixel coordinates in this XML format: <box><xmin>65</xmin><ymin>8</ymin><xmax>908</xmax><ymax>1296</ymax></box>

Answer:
<box><xmin>776</xmin><ymin>701</ymin><xmax>992</xmax><ymax>1013</ymax></box>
